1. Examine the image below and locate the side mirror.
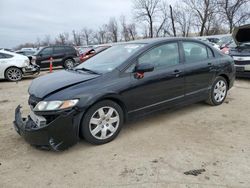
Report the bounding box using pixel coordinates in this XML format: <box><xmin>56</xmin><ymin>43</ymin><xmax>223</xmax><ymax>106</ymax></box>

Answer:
<box><xmin>134</xmin><ymin>63</ymin><xmax>154</xmax><ymax>73</ymax></box>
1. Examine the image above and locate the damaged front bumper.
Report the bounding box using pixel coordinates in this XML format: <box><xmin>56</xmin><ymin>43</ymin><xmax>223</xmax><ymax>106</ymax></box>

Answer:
<box><xmin>13</xmin><ymin>105</ymin><xmax>82</xmax><ymax>151</ymax></box>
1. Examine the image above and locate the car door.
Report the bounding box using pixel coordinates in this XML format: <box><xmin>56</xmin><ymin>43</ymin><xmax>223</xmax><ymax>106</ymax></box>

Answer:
<box><xmin>36</xmin><ymin>47</ymin><xmax>54</xmax><ymax>68</ymax></box>
<box><xmin>181</xmin><ymin>41</ymin><xmax>216</xmax><ymax>96</ymax></box>
<box><xmin>53</xmin><ymin>46</ymin><xmax>66</xmax><ymax>66</ymax></box>
<box><xmin>0</xmin><ymin>53</ymin><xmax>7</xmax><ymax>78</ymax></box>
<box><xmin>126</xmin><ymin>42</ymin><xmax>185</xmax><ymax>113</ymax></box>
<box><xmin>0</xmin><ymin>52</ymin><xmax>13</xmax><ymax>78</ymax></box>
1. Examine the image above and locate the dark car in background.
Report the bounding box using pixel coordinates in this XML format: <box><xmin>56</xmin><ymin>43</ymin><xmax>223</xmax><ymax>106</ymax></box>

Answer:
<box><xmin>15</xmin><ymin>49</ymin><xmax>36</xmax><ymax>62</ymax></box>
<box><xmin>32</xmin><ymin>45</ymin><xmax>80</xmax><ymax>69</ymax></box>
<box><xmin>206</xmin><ymin>37</ymin><xmax>220</xmax><ymax>44</ymax></box>
<box><xmin>230</xmin><ymin>24</ymin><xmax>250</xmax><ymax>77</ymax></box>
<box><xmin>14</xmin><ymin>38</ymin><xmax>235</xmax><ymax>151</ymax></box>
<box><xmin>79</xmin><ymin>46</ymin><xmax>110</xmax><ymax>63</ymax></box>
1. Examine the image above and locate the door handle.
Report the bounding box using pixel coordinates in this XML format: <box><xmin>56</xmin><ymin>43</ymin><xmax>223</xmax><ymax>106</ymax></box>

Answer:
<box><xmin>172</xmin><ymin>70</ymin><xmax>182</xmax><ymax>77</ymax></box>
<box><xmin>208</xmin><ymin>62</ymin><xmax>214</xmax><ymax>70</ymax></box>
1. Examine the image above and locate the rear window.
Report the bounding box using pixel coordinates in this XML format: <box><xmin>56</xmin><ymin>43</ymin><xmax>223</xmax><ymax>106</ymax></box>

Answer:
<box><xmin>0</xmin><ymin>53</ymin><xmax>13</xmax><ymax>59</ymax></box>
<box><xmin>183</xmin><ymin>42</ymin><xmax>209</xmax><ymax>63</ymax></box>
<box><xmin>65</xmin><ymin>46</ymin><xmax>75</xmax><ymax>53</ymax></box>
<box><xmin>54</xmin><ymin>46</ymin><xmax>66</xmax><ymax>54</ymax></box>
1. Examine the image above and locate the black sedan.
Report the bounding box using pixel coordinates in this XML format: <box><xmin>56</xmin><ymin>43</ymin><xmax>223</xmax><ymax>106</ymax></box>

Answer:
<box><xmin>14</xmin><ymin>38</ymin><xmax>235</xmax><ymax>151</ymax></box>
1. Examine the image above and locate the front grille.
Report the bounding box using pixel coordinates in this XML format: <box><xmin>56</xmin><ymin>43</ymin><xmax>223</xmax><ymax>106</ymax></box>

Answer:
<box><xmin>234</xmin><ymin>60</ymin><xmax>250</xmax><ymax>65</ymax></box>
<box><xmin>28</xmin><ymin>95</ymin><xmax>42</xmax><ymax>108</ymax></box>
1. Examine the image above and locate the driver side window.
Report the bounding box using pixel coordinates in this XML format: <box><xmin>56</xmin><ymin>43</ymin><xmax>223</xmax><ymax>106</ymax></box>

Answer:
<box><xmin>138</xmin><ymin>43</ymin><xmax>180</xmax><ymax>71</ymax></box>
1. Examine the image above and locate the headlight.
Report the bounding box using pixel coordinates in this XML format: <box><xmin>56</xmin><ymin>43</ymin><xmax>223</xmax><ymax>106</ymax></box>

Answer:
<box><xmin>34</xmin><ymin>99</ymin><xmax>79</xmax><ymax>112</ymax></box>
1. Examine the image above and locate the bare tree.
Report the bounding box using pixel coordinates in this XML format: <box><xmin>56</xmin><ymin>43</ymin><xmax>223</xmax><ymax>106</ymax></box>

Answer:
<box><xmin>120</xmin><ymin>15</ymin><xmax>130</xmax><ymax>41</ymax></box>
<box><xmin>169</xmin><ymin>5</ymin><xmax>176</xmax><ymax>37</ymax></box>
<box><xmin>56</xmin><ymin>32</ymin><xmax>69</xmax><ymax>45</ymax></box>
<box><xmin>127</xmin><ymin>23</ymin><xmax>137</xmax><ymax>40</ymax></box>
<box><xmin>133</xmin><ymin>0</ymin><xmax>162</xmax><ymax>38</ymax></box>
<box><xmin>107</xmin><ymin>18</ymin><xmax>119</xmax><ymax>42</ymax></box>
<box><xmin>93</xmin><ymin>25</ymin><xmax>110</xmax><ymax>44</ymax></box>
<box><xmin>184</xmin><ymin>0</ymin><xmax>217</xmax><ymax>36</ymax></box>
<box><xmin>174</xmin><ymin>5</ymin><xmax>192</xmax><ymax>37</ymax></box>
<box><xmin>217</xmin><ymin>0</ymin><xmax>250</xmax><ymax>33</ymax></box>
<box><xmin>155</xmin><ymin>1</ymin><xmax>169</xmax><ymax>37</ymax></box>
<box><xmin>42</xmin><ymin>35</ymin><xmax>51</xmax><ymax>46</ymax></box>
<box><xmin>82</xmin><ymin>28</ymin><xmax>93</xmax><ymax>45</ymax></box>
<box><xmin>72</xmin><ymin>30</ymin><xmax>82</xmax><ymax>46</ymax></box>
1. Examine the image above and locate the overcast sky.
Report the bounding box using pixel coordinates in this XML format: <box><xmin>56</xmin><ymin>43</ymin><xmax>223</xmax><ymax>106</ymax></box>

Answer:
<box><xmin>0</xmin><ymin>0</ymin><xmax>133</xmax><ymax>48</ymax></box>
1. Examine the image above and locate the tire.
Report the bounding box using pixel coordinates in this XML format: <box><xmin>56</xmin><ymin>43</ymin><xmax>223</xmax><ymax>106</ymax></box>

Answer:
<box><xmin>206</xmin><ymin>76</ymin><xmax>228</xmax><ymax>106</ymax></box>
<box><xmin>5</xmin><ymin>67</ymin><xmax>23</xmax><ymax>82</ymax></box>
<box><xmin>63</xmin><ymin>58</ymin><xmax>75</xmax><ymax>69</ymax></box>
<box><xmin>81</xmin><ymin>100</ymin><xmax>124</xmax><ymax>145</ymax></box>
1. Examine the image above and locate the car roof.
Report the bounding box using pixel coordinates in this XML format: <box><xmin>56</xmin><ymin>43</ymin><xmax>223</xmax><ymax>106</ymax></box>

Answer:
<box><xmin>112</xmin><ymin>37</ymin><xmax>209</xmax><ymax>46</ymax></box>
<box><xmin>0</xmin><ymin>49</ymin><xmax>16</xmax><ymax>55</ymax></box>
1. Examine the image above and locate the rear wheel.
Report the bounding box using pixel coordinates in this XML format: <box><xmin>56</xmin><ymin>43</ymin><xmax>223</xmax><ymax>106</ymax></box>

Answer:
<box><xmin>5</xmin><ymin>67</ymin><xmax>23</xmax><ymax>82</ymax></box>
<box><xmin>206</xmin><ymin>76</ymin><xmax>228</xmax><ymax>106</ymax></box>
<box><xmin>81</xmin><ymin>100</ymin><xmax>124</xmax><ymax>145</ymax></box>
<box><xmin>64</xmin><ymin>59</ymin><xmax>75</xmax><ymax>69</ymax></box>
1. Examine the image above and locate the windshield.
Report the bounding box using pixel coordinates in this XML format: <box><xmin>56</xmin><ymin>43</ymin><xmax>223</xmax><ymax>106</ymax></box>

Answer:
<box><xmin>217</xmin><ymin>36</ymin><xmax>232</xmax><ymax>46</ymax></box>
<box><xmin>75</xmin><ymin>44</ymin><xmax>145</xmax><ymax>73</ymax></box>
<box><xmin>34</xmin><ymin>48</ymin><xmax>43</xmax><ymax>55</ymax></box>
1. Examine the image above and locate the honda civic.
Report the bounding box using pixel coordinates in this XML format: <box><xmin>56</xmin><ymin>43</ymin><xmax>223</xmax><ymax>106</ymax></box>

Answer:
<box><xmin>14</xmin><ymin>38</ymin><xmax>235</xmax><ymax>151</ymax></box>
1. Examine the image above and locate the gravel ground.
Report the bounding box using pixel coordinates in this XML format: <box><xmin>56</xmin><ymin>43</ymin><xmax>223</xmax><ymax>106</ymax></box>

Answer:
<box><xmin>0</xmin><ymin>72</ymin><xmax>250</xmax><ymax>188</ymax></box>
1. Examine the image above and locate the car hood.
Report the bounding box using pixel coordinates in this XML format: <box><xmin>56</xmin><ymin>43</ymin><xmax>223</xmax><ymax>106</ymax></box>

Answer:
<box><xmin>232</xmin><ymin>24</ymin><xmax>250</xmax><ymax>46</ymax></box>
<box><xmin>230</xmin><ymin>46</ymin><xmax>250</xmax><ymax>56</ymax></box>
<box><xmin>28</xmin><ymin>70</ymin><xmax>100</xmax><ymax>98</ymax></box>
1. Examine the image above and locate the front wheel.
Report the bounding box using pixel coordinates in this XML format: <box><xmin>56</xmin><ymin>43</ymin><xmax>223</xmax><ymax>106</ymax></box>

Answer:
<box><xmin>81</xmin><ymin>100</ymin><xmax>124</xmax><ymax>145</ymax></box>
<box><xmin>206</xmin><ymin>76</ymin><xmax>228</xmax><ymax>106</ymax></box>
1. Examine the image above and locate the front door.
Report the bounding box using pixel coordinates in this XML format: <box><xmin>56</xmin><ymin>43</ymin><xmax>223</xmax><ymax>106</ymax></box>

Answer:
<box><xmin>125</xmin><ymin>42</ymin><xmax>185</xmax><ymax>113</ymax></box>
<box><xmin>36</xmin><ymin>47</ymin><xmax>54</xmax><ymax>68</ymax></box>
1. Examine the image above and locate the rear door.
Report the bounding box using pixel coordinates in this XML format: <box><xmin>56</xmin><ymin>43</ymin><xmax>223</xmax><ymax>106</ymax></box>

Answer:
<box><xmin>53</xmin><ymin>46</ymin><xmax>66</xmax><ymax>66</ymax></box>
<box><xmin>181</xmin><ymin>41</ymin><xmax>216</xmax><ymax>96</ymax></box>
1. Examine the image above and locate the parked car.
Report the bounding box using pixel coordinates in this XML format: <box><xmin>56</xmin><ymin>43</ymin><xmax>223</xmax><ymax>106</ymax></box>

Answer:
<box><xmin>230</xmin><ymin>24</ymin><xmax>250</xmax><ymax>77</ymax></box>
<box><xmin>0</xmin><ymin>50</ymin><xmax>40</xmax><ymax>81</ymax></box>
<box><xmin>221</xmin><ymin>41</ymin><xmax>236</xmax><ymax>55</ymax></box>
<box><xmin>79</xmin><ymin>46</ymin><xmax>110</xmax><ymax>63</ymax></box>
<box><xmin>31</xmin><ymin>45</ymin><xmax>80</xmax><ymax>69</ymax></box>
<box><xmin>15</xmin><ymin>49</ymin><xmax>36</xmax><ymax>62</ymax></box>
<box><xmin>217</xmin><ymin>36</ymin><xmax>233</xmax><ymax>49</ymax></box>
<box><xmin>14</xmin><ymin>38</ymin><xmax>235</xmax><ymax>151</ymax></box>
<box><xmin>206</xmin><ymin>37</ymin><xmax>220</xmax><ymax>44</ymax></box>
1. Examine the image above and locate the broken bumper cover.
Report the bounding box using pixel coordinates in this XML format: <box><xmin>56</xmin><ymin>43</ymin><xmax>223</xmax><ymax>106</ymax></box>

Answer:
<box><xmin>22</xmin><ymin>65</ymin><xmax>40</xmax><ymax>76</ymax></box>
<box><xmin>13</xmin><ymin>105</ymin><xmax>82</xmax><ymax>151</ymax></box>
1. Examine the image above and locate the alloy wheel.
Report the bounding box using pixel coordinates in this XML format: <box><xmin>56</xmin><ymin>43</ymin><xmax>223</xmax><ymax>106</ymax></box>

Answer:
<box><xmin>213</xmin><ymin>80</ymin><xmax>227</xmax><ymax>103</ymax></box>
<box><xmin>89</xmin><ymin>106</ymin><xmax>120</xmax><ymax>140</ymax></box>
<box><xmin>65</xmin><ymin>59</ymin><xmax>74</xmax><ymax>69</ymax></box>
<box><xmin>6</xmin><ymin>68</ymin><xmax>22</xmax><ymax>81</ymax></box>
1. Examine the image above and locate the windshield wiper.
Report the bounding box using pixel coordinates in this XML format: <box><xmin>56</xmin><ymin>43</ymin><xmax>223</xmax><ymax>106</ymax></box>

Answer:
<box><xmin>73</xmin><ymin>67</ymin><xmax>100</xmax><ymax>75</ymax></box>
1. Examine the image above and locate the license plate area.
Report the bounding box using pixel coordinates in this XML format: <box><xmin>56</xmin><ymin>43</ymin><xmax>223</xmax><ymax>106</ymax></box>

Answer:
<box><xmin>30</xmin><ymin>110</ymin><xmax>47</xmax><ymax>127</ymax></box>
<box><xmin>236</xmin><ymin>66</ymin><xmax>245</xmax><ymax>72</ymax></box>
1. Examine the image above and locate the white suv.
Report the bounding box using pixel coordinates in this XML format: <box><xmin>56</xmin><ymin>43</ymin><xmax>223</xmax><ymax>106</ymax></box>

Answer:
<box><xmin>0</xmin><ymin>50</ymin><xmax>40</xmax><ymax>81</ymax></box>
